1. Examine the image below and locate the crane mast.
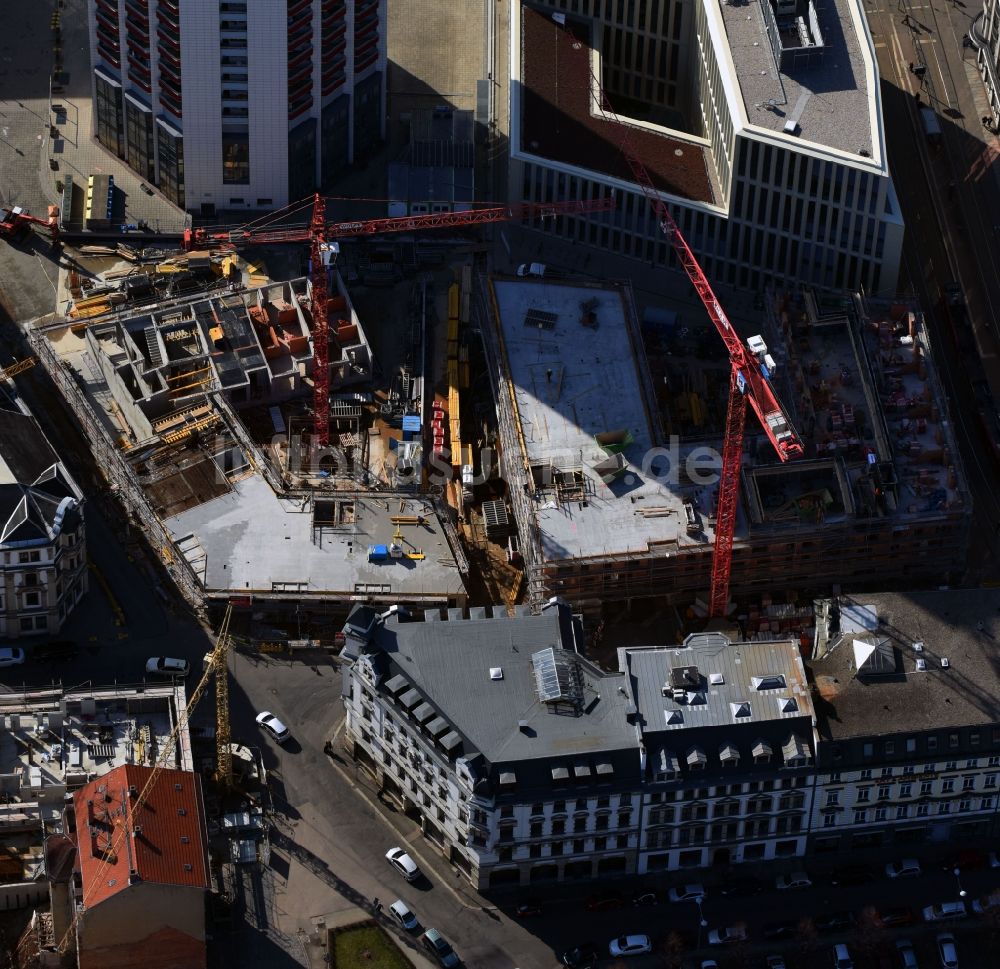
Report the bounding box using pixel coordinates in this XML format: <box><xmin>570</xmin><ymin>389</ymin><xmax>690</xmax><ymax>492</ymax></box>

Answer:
<box><xmin>309</xmin><ymin>194</ymin><xmax>332</xmax><ymax>447</ymax></box>
<box><xmin>584</xmin><ymin>50</ymin><xmax>803</xmax><ymax>617</ymax></box>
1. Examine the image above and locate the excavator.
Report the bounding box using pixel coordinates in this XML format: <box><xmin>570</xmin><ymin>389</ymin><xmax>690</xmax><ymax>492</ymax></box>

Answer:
<box><xmin>0</xmin><ymin>204</ymin><xmax>60</xmax><ymax>246</ymax></box>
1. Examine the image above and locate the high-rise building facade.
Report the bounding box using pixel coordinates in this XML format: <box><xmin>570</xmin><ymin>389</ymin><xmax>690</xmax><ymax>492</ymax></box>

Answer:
<box><xmin>973</xmin><ymin>3</ymin><xmax>1000</xmax><ymax>123</ymax></box>
<box><xmin>88</xmin><ymin>0</ymin><xmax>387</xmax><ymax>213</ymax></box>
<box><xmin>510</xmin><ymin>1</ymin><xmax>904</xmax><ymax>296</ymax></box>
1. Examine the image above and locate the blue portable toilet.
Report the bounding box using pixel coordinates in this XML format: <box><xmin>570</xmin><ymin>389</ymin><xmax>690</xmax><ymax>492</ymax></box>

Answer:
<box><xmin>368</xmin><ymin>544</ymin><xmax>389</xmax><ymax>561</ymax></box>
<box><xmin>401</xmin><ymin>414</ymin><xmax>421</xmax><ymax>442</ymax></box>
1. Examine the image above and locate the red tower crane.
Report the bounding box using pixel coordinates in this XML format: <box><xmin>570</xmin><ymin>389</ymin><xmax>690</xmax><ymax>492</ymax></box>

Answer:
<box><xmin>585</xmin><ymin>63</ymin><xmax>803</xmax><ymax>617</ymax></box>
<box><xmin>190</xmin><ymin>194</ymin><xmax>616</xmax><ymax>446</ymax></box>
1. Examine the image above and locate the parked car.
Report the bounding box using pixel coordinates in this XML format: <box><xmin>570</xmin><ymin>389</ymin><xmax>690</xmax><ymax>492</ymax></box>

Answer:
<box><xmin>885</xmin><ymin>859</ymin><xmax>922</xmax><ymax>879</ymax></box>
<box><xmin>989</xmin><ymin>851</ymin><xmax>1000</xmax><ymax>869</ymax></box>
<box><xmin>719</xmin><ymin>876</ymin><xmax>766</xmax><ymax>897</ymax></box>
<box><xmin>942</xmin><ymin>850</ymin><xmax>985</xmax><ymax>872</ymax></box>
<box><xmin>560</xmin><ymin>942</ymin><xmax>599</xmax><ymax>968</ymax></box>
<box><xmin>145</xmin><ymin>656</ymin><xmax>190</xmax><ymax>678</ymax></box>
<box><xmin>669</xmin><ymin>883</ymin><xmax>706</xmax><ymax>902</ymax></box>
<box><xmin>255</xmin><ymin>710</ymin><xmax>290</xmax><ymax>744</ymax></box>
<box><xmin>421</xmin><ymin>928</ymin><xmax>460</xmax><ymax>967</ymax></box>
<box><xmin>385</xmin><ymin>846</ymin><xmax>421</xmax><ymax>882</ymax></box>
<box><xmin>31</xmin><ymin>639</ymin><xmax>77</xmax><ymax>662</ymax></box>
<box><xmin>766</xmin><ymin>957</ymin><xmax>787</xmax><ymax>969</ymax></box>
<box><xmin>0</xmin><ymin>647</ymin><xmax>25</xmax><ymax>668</ymax></box>
<box><xmin>708</xmin><ymin>925</ymin><xmax>747</xmax><ymax>946</ymax></box>
<box><xmin>815</xmin><ymin>911</ymin><xmax>855</xmax><ymax>934</ymax></box>
<box><xmin>701</xmin><ymin>962</ymin><xmax>720</xmax><ymax>969</ymax></box>
<box><xmin>514</xmin><ymin>899</ymin><xmax>543</xmax><ymax>917</ymax></box>
<box><xmin>585</xmin><ymin>892</ymin><xmax>624</xmax><ymax>911</ymax></box>
<box><xmin>762</xmin><ymin>920</ymin><xmax>798</xmax><ymax>940</ymax></box>
<box><xmin>972</xmin><ymin>891</ymin><xmax>1000</xmax><ymax>915</ymax></box>
<box><xmin>875</xmin><ymin>907</ymin><xmax>915</xmax><ymax>928</ymax></box>
<box><xmin>776</xmin><ymin>871</ymin><xmax>812</xmax><ymax>891</ymax></box>
<box><xmin>896</xmin><ymin>939</ymin><xmax>919</xmax><ymax>969</ymax></box>
<box><xmin>609</xmin><ymin>935</ymin><xmax>652</xmax><ymax>957</ymax></box>
<box><xmin>830</xmin><ymin>865</ymin><xmax>875</xmax><ymax>886</ymax></box>
<box><xmin>833</xmin><ymin>943</ymin><xmax>854</xmax><ymax>969</ymax></box>
<box><xmin>388</xmin><ymin>899</ymin><xmax>419</xmax><ymax>931</ymax></box>
<box><xmin>631</xmin><ymin>887</ymin><xmax>659</xmax><ymax>907</ymax></box>
<box><xmin>935</xmin><ymin>933</ymin><xmax>958</xmax><ymax>969</ymax></box>
<box><xmin>921</xmin><ymin>901</ymin><xmax>968</xmax><ymax>922</ymax></box>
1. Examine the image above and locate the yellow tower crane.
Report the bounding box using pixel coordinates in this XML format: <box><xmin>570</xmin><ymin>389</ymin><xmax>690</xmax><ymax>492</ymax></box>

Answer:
<box><xmin>1</xmin><ymin>357</ymin><xmax>36</xmax><ymax>379</ymax></box>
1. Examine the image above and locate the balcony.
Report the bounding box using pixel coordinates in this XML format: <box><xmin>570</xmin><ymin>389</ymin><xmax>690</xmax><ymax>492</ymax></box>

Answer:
<box><xmin>288</xmin><ymin>46</ymin><xmax>311</xmax><ymax>71</ymax></box>
<box><xmin>157</xmin><ymin>41</ymin><xmax>181</xmax><ymax>67</ymax></box>
<box><xmin>124</xmin><ymin>0</ymin><xmax>149</xmax><ymax>26</ymax></box>
<box><xmin>288</xmin><ymin>62</ymin><xmax>312</xmax><ymax>88</ymax></box>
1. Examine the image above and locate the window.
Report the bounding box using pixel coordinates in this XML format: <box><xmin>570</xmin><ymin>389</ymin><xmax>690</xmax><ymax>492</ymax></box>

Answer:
<box><xmin>949</xmin><ymin>733</ymin><xmax>960</xmax><ymax>748</ymax></box>
<box><xmin>859</xmin><ymin>769</ymin><xmax>872</xmax><ymax>780</ymax></box>
<box><xmin>942</xmin><ymin>780</ymin><xmax>955</xmax><ymax>794</ymax></box>
<box><xmin>938</xmin><ymin>802</ymin><xmax>951</xmax><ymax>815</ymax></box>
<box><xmin>945</xmin><ymin>761</ymin><xmax>957</xmax><ymax>771</ymax></box>
<box><xmin>986</xmin><ymin>775</ymin><xmax>997</xmax><ymax>789</ymax></box>
<box><xmin>857</xmin><ymin>788</ymin><xmax>871</xmax><ymax>803</ymax></box>
<box><xmin>971</xmin><ymin>733</ymin><xmax>981</xmax><ymax>746</ymax></box>
<box><xmin>553</xmin><ymin>800</ymin><xmax>566</xmax><ymax>813</ymax></box>
<box><xmin>530</xmin><ymin>823</ymin><xmax>542</xmax><ymax>838</ymax></box>
<box><xmin>878</xmin><ymin>786</ymin><xmax>891</xmax><ymax>801</ymax></box>
<box><xmin>618</xmin><ymin>812</ymin><xmax>632</xmax><ymax>828</ymax></box>
<box><xmin>917</xmin><ymin>804</ymin><xmax>930</xmax><ymax>817</ymax></box>
<box><xmin>906</xmin><ymin>738</ymin><xmax>916</xmax><ymax>753</ymax></box>
<box><xmin>982</xmin><ymin>797</ymin><xmax>994</xmax><ymax>811</ymax></box>
<box><xmin>830</xmin><ymin>772</ymin><xmax>841</xmax><ymax>782</ymax></box>
<box><xmin>594</xmin><ymin>836</ymin><xmax>606</xmax><ymax>851</ymax></box>
<box><xmin>896</xmin><ymin>805</ymin><xmax>909</xmax><ymax>819</ymax></box>
<box><xmin>881</xmin><ymin>767</ymin><xmax>893</xmax><ymax>778</ymax></box>
<box><xmin>874</xmin><ymin>808</ymin><xmax>887</xmax><ymax>821</ymax></box>
<box><xmin>500</xmin><ymin>806</ymin><xmax>514</xmax><ymax>819</ymax></box>
<box><xmin>928</xmin><ymin>737</ymin><xmax>938</xmax><ymax>752</ymax></box>
<box><xmin>885</xmin><ymin>741</ymin><xmax>895</xmax><ymax>755</ymax></box>
<box><xmin>959</xmin><ymin>799</ymin><xmax>972</xmax><ymax>812</ymax></box>
<box><xmin>920</xmin><ymin>782</ymin><xmax>933</xmax><ymax>795</ymax></box>
<box><xmin>552</xmin><ymin>819</ymin><xmax>565</xmax><ymax>835</ymax></box>
<box><xmin>903</xmin><ymin>765</ymin><xmax>915</xmax><ymax>776</ymax></box>
<box><xmin>222</xmin><ymin>132</ymin><xmax>250</xmax><ymax>183</ymax></box>
<box><xmin>823</xmin><ymin>814</ymin><xmax>836</xmax><ymax>828</ymax></box>
<box><xmin>573</xmin><ymin>839</ymin><xmax>585</xmax><ymax>854</ymax></box>
<box><xmin>854</xmin><ymin>809</ymin><xmax>868</xmax><ymax>824</ymax></box>
<box><xmin>23</xmin><ymin>591</ymin><xmax>40</xmax><ymax>607</ymax></box>
<box><xmin>966</xmin><ymin>759</ymin><xmax>978</xmax><ymax>769</ymax></box>
<box><xmin>529</xmin><ymin>843</ymin><xmax>542</xmax><ymax>859</ymax></box>
<box><xmin>18</xmin><ymin>550</ymin><xmax>40</xmax><ymax>563</ymax></box>
<box><xmin>531</xmin><ymin>802</ymin><xmax>544</xmax><ymax>816</ymax></box>
<box><xmin>899</xmin><ymin>783</ymin><xmax>912</xmax><ymax>797</ymax></box>
<box><xmin>863</xmin><ymin>743</ymin><xmax>874</xmax><ymax>758</ymax></box>
<box><xmin>826</xmin><ymin>791</ymin><xmax>841</xmax><ymax>807</ymax></box>
<box><xmin>963</xmin><ymin>777</ymin><xmax>976</xmax><ymax>791</ymax></box>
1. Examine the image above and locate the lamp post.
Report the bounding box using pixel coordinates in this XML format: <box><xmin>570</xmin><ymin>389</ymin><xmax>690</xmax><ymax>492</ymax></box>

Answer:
<box><xmin>695</xmin><ymin>896</ymin><xmax>709</xmax><ymax>949</ymax></box>
<box><xmin>953</xmin><ymin>867</ymin><xmax>968</xmax><ymax>899</ymax></box>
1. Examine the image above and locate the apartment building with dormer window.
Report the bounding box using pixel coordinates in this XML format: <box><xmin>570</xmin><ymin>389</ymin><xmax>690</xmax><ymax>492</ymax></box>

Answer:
<box><xmin>620</xmin><ymin>634</ymin><xmax>817</xmax><ymax>872</ymax></box>
<box><xmin>0</xmin><ymin>389</ymin><xmax>87</xmax><ymax>640</ymax></box>
<box><xmin>807</xmin><ymin>591</ymin><xmax>1000</xmax><ymax>853</ymax></box>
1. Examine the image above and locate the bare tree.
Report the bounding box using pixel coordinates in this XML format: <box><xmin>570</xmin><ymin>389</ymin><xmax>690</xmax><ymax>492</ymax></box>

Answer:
<box><xmin>853</xmin><ymin>905</ymin><xmax>882</xmax><ymax>968</ymax></box>
<box><xmin>659</xmin><ymin>930</ymin><xmax>686</xmax><ymax>969</ymax></box>
<box><xmin>795</xmin><ymin>914</ymin><xmax>819</xmax><ymax>955</ymax></box>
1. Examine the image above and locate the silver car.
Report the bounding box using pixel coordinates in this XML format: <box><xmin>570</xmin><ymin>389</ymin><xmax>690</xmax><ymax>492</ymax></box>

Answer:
<box><xmin>255</xmin><ymin>711</ymin><xmax>290</xmax><ymax>744</ymax></box>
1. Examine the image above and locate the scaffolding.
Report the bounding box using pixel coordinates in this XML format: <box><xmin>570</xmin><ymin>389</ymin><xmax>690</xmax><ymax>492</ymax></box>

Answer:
<box><xmin>26</xmin><ymin>323</ymin><xmax>205</xmax><ymax>612</ymax></box>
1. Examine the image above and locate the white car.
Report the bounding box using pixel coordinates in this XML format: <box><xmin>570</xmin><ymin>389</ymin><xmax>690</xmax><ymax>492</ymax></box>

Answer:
<box><xmin>776</xmin><ymin>871</ymin><xmax>812</xmax><ymax>891</ymax></box>
<box><xmin>255</xmin><ymin>711</ymin><xmax>290</xmax><ymax>744</ymax></box>
<box><xmin>388</xmin><ymin>899</ymin><xmax>419</xmax><ymax>931</ymax></box>
<box><xmin>708</xmin><ymin>925</ymin><xmax>747</xmax><ymax>946</ymax></box>
<box><xmin>0</xmin><ymin>647</ymin><xmax>25</xmax><ymax>668</ymax></box>
<box><xmin>896</xmin><ymin>940</ymin><xmax>918</xmax><ymax>969</ymax></box>
<box><xmin>833</xmin><ymin>943</ymin><xmax>854</xmax><ymax>969</ymax></box>
<box><xmin>885</xmin><ymin>858</ymin><xmax>922</xmax><ymax>879</ymax></box>
<box><xmin>608</xmin><ymin>935</ymin><xmax>652</xmax><ymax>957</ymax></box>
<box><xmin>145</xmin><ymin>656</ymin><xmax>190</xmax><ymax>678</ymax></box>
<box><xmin>668</xmin><ymin>883</ymin><xmax>707</xmax><ymax>902</ymax></box>
<box><xmin>936</xmin><ymin>932</ymin><xmax>958</xmax><ymax>969</ymax></box>
<box><xmin>922</xmin><ymin>901</ymin><xmax>967</xmax><ymax>922</ymax></box>
<box><xmin>385</xmin><ymin>846</ymin><xmax>421</xmax><ymax>882</ymax></box>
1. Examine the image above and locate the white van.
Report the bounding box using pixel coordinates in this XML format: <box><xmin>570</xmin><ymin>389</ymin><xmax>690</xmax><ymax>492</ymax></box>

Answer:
<box><xmin>516</xmin><ymin>262</ymin><xmax>546</xmax><ymax>277</ymax></box>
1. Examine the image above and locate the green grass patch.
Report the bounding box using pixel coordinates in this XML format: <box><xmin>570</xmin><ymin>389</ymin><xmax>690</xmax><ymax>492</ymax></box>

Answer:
<box><xmin>329</xmin><ymin>922</ymin><xmax>414</xmax><ymax>969</ymax></box>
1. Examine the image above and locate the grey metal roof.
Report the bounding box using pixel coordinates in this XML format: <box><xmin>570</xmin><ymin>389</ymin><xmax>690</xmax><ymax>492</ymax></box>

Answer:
<box><xmin>624</xmin><ymin>634</ymin><xmax>813</xmax><ymax>733</ymax></box>
<box><xmin>367</xmin><ymin>604</ymin><xmax>637</xmax><ymax>772</ymax></box>
<box><xmin>810</xmin><ymin>590</ymin><xmax>1000</xmax><ymax>740</ymax></box>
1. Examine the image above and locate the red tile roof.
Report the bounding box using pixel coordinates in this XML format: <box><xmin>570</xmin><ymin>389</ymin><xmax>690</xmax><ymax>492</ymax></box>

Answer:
<box><xmin>73</xmin><ymin>764</ymin><xmax>210</xmax><ymax>908</ymax></box>
<box><xmin>521</xmin><ymin>7</ymin><xmax>716</xmax><ymax>205</ymax></box>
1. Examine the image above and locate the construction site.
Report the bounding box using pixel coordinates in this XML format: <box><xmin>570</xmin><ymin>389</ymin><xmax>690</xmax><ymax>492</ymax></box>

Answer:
<box><xmin>477</xmin><ymin>273</ymin><xmax>970</xmax><ymax>622</ymax></box>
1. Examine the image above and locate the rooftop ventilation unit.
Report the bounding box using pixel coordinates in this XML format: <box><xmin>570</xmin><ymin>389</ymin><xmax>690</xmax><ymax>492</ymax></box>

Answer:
<box><xmin>912</xmin><ymin>641</ymin><xmax>924</xmax><ymax>652</ymax></box>
<box><xmin>518</xmin><ymin>720</ymin><xmax>531</xmax><ymax>734</ymax></box>
<box><xmin>915</xmin><ymin>658</ymin><xmax>927</xmax><ymax>672</ymax></box>
<box><xmin>490</xmin><ymin>667</ymin><xmax>504</xmax><ymax>680</ymax></box>
<box><xmin>709</xmin><ymin>672</ymin><xmax>725</xmax><ymax>686</ymax></box>
<box><xmin>941</xmin><ymin>657</ymin><xmax>950</xmax><ymax>669</ymax></box>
